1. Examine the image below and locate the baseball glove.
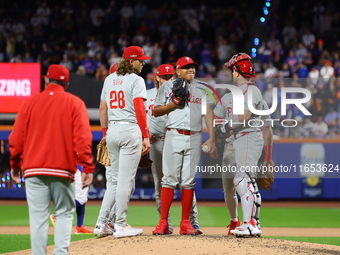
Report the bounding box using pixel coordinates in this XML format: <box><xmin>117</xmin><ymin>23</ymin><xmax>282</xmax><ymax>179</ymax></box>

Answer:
<box><xmin>96</xmin><ymin>139</ymin><xmax>110</xmax><ymax>166</ymax></box>
<box><xmin>171</xmin><ymin>78</ymin><xmax>189</xmax><ymax>108</ymax></box>
<box><xmin>214</xmin><ymin>124</ymin><xmax>232</xmax><ymax>150</ymax></box>
<box><xmin>214</xmin><ymin>125</ymin><xmax>226</xmax><ymax>150</ymax></box>
<box><xmin>257</xmin><ymin>160</ymin><xmax>275</xmax><ymax>190</ymax></box>
<box><xmin>138</xmin><ymin>156</ymin><xmax>153</xmax><ymax>169</ymax></box>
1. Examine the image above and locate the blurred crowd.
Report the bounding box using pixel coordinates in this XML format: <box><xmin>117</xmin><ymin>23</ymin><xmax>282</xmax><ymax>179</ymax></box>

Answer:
<box><xmin>0</xmin><ymin>0</ymin><xmax>340</xmax><ymax>138</ymax></box>
<box><xmin>250</xmin><ymin>0</ymin><xmax>340</xmax><ymax>138</ymax></box>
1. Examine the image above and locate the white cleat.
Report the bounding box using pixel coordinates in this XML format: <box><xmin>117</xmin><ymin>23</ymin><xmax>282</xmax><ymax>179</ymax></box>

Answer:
<box><xmin>113</xmin><ymin>224</ymin><xmax>143</xmax><ymax>238</ymax></box>
<box><xmin>230</xmin><ymin>223</ymin><xmax>261</xmax><ymax>237</ymax></box>
<box><xmin>93</xmin><ymin>220</ymin><xmax>114</xmax><ymax>236</ymax></box>
<box><xmin>255</xmin><ymin>226</ymin><xmax>262</xmax><ymax>237</ymax></box>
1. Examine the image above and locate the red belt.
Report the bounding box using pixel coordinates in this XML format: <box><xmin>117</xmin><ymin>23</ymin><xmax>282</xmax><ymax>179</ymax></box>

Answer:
<box><xmin>234</xmin><ymin>132</ymin><xmax>249</xmax><ymax>138</ymax></box>
<box><xmin>167</xmin><ymin>128</ymin><xmax>198</xmax><ymax>135</ymax></box>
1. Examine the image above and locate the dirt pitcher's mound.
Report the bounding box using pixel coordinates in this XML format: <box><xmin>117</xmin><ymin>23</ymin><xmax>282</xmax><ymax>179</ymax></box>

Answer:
<box><xmin>7</xmin><ymin>234</ymin><xmax>340</xmax><ymax>255</ymax></box>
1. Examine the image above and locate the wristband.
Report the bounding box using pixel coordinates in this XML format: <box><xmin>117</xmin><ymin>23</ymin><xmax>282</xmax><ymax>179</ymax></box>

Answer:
<box><xmin>264</xmin><ymin>145</ymin><xmax>272</xmax><ymax>161</ymax></box>
<box><xmin>102</xmin><ymin>127</ymin><xmax>108</xmax><ymax>137</ymax></box>
<box><xmin>172</xmin><ymin>97</ymin><xmax>181</xmax><ymax>105</ymax></box>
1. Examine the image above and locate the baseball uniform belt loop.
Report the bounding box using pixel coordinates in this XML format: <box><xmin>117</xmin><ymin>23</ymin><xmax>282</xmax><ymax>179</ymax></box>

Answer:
<box><xmin>167</xmin><ymin>128</ymin><xmax>199</xmax><ymax>135</ymax></box>
<box><xmin>234</xmin><ymin>132</ymin><xmax>250</xmax><ymax>139</ymax></box>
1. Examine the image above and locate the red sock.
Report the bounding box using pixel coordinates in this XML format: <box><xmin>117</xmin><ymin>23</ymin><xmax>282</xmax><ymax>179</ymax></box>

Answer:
<box><xmin>181</xmin><ymin>189</ymin><xmax>194</xmax><ymax>221</ymax></box>
<box><xmin>160</xmin><ymin>187</ymin><xmax>174</xmax><ymax>220</ymax></box>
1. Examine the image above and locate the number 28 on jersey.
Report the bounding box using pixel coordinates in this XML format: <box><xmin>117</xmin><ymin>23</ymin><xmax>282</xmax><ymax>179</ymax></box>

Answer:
<box><xmin>110</xmin><ymin>90</ymin><xmax>126</xmax><ymax>109</ymax></box>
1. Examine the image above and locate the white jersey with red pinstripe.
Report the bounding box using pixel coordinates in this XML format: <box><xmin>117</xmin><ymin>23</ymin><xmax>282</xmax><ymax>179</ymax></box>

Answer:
<box><xmin>101</xmin><ymin>72</ymin><xmax>147</xmax><ymax>123</ymax></box>
<box><xmin>146</xmin><ymin>88</ymin><xmax>167</xmax><ymax>136</ymax></box>
<box><xmin>235</xmin><ymin>82</ymin><xmax>263</xmax><ymax>133</ymax></box>
<box><xmin>154</xmin><ymin>78</ymin><xmax>214</xmax><ymax>190</ymax></box>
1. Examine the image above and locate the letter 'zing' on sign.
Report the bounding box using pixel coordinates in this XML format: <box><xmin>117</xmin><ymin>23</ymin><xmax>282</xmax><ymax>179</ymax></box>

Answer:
<box><xmin>0</xmin><ymin>79</ymin><xmax>32</xmax><ymax>96</ymax></box>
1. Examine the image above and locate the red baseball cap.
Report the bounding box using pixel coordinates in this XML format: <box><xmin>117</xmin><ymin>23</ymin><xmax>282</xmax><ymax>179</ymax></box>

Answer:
<box><xmin>156</xmin><ymin>64</ymin><xmax>175</xmax><ymax>76</ymax></box>
<box><xmin>123</xmin><ymin>46</ymin><xmax>151</xmax><ymax>60</ymax></box>
<box><xmin>42</xmin><ymin>64</ymin><xmax>69</xmax><ymax>82</ymax></box>
<box><xmin>110</xmin><ymin>63</ymin><xmax>119</xmax><ymax>73</ymax></box>
<box><xmin>176</xmin><ymin>56</ymin><xmax>198</xmax><ymax>69</ymax></box>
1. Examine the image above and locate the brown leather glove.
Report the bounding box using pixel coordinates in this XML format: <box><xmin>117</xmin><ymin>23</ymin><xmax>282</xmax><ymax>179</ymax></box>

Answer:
<box><xmin>257</xmin><ymin>160</ymin><xmax>275</xmax><ymax>190</ymax></box>
<box><xmin>96</xmin><ymin>138</ymin><xmax>110</xmax><ymax>166</ymax></box>
<box><xmin>138</xmin><ymin>156</ymin><xmax>153</xmax><ymax>168</ymax></box>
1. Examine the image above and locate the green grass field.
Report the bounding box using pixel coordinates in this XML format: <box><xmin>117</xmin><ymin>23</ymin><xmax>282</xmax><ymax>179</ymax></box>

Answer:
<box><xmin>1</xmin><ymin>204</ymin><xmax>339</xmax><ymax>254</ymax></box>
<box><xmin>1</xmin><ymin>205</ymin><xmax>340</xmax><ymax>227</ymax></box>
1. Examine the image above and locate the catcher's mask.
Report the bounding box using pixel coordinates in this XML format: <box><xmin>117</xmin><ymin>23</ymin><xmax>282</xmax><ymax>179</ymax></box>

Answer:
<box><xmin>225</xmin><ymin>53</ymin><xmax>255</xmax><ymax>78</ymax></box>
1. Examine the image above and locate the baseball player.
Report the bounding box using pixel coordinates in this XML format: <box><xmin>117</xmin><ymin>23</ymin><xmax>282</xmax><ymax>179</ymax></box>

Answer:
<box><xmin>152</xmin><ymin>56</ymin><xmax>216</xmax><ymax>235</ymax></box>
<box><xmin>98</xmin><ymin>45</ymin><xmax>150</xmax><ymax>238</ymax></box>
<box><xmin>93</xmin><ymin>61</ymin><xmax>120</xmax><ymax>237</ymax></box>
<box><xmin>211</xmin><ymin>53</ymin><xmax>264</xmax><ymax>237</ymax></box>
<box><xmin>73</xmin><ymin>165</ymin><xmax>92</xmax><ymax>234</ymax></box>
<box><xmin>146</xmin><ymin>64</ymin><xmax>202</xmax><ymax>234</ymax></box>
<box><xmin>50</xmin><ymin>165</ymin><xmax>93</xmax><ymax>234</ymax></box>
<box><xmin>9</xmin><ymin>64</ymin><xmax>94</xmax><ymax>254</ymax></box>
<box><xmin>213</xmin><ymin>94</ymin><xmax>274</xmax><ymax>236</ymax></box>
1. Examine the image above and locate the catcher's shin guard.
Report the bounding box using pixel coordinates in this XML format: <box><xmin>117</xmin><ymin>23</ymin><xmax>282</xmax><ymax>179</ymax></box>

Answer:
<box><xmin>233</xmin><ymin>176</ymin><xmax>254</xmax><ymax>223</ymax></box>
<box><xmin>249</xmin><ymin>178</ymin><xmax>261</xmax><ymax>227</ymax></box>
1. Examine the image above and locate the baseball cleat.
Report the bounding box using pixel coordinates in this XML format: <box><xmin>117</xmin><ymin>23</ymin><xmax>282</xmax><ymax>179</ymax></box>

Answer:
<box><xmin>230</xmin><ymin>223</ymin><xmax>261</xmax><ymax>237</ymax></box>
<box><xmin>179</xmin><ymin>220</ymin><xmax>199</xmax><ymax>235</ymax></box>
<box><xmin>168</xmin><ymin>222</ymin><xmax>174</xmax><ymax>235</ymax></box>
<box><xmin>250</xmin><ymin>218</ymin><xmax>262</xmax><ymax>237</ymax></box>
<box><xmin>227</xmin><ymin>218</ymin><xmax>241</xmax><ymax>235</ymax></box>
<box><xmin>93</xmin><ymin>220</ymin><xmax>114</xmax><ymax>236</ymax></box>
<box><xmin>74</xmin><ymin>225</ymin><xmax>93</xmax><ymax>234</ymax></box>
<box><xmin>113</xmin><ymin>224</ymin><xmax>143</xmax><ymax>238</ymax></box>
<box><xmin>255</xmin><ymin>227</ymin><xmax>262</xmax><ymax>237</ymax></box>
<box><xmin>153</xmin><ymin>219</ymin><xmax>169</xmax><ymax>235</ymax></box>
<box><xmin>192</xmin><ymin>224</ymin><xmax>203</xmax><ymax>234</ymax></box>
<box><xmin>50</xmin><ymin>214</ymin><xmax>56</xmax><ymax>227</ymax></box>
<box><xmin>107</xmin><ymin>223</ymin><xmax>115</xmax><ymax>230</ymax></box>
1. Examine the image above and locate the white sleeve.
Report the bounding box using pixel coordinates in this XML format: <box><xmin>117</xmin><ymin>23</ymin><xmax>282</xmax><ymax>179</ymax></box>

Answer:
<box><xmin>260</xmin><ymin>100</ymin><xmax>272</xmax><ymax>126</ymax></box>
<box><xmin>132</xmin><ymin>77</ymin><xmax>147</xmax><ymax>100</ymax></box>
<box><xmin>155</xmin><ymin>81</ymin><xmax>171</xmax><ymax>106</ymax></box>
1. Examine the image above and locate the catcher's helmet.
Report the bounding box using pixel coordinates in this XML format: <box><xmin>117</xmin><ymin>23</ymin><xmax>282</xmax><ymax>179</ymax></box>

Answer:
<box><xmin>225</xmin><ymin>53</ymin><xmax>255</xmax><ymax>78</ymax></box>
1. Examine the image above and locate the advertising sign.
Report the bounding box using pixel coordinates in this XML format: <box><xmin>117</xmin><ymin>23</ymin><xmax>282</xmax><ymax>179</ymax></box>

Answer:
<box><xmin>0</xmin><ymin>63</ymin><xmax>41</xmax><ymax>113</ymax></box>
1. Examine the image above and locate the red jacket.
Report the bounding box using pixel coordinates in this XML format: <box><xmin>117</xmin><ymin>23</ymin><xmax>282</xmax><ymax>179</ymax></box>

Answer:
<box><xmin>9</xmin><ymin>84</ymin><xmax>95</xmax><ymax>180</ymax></box>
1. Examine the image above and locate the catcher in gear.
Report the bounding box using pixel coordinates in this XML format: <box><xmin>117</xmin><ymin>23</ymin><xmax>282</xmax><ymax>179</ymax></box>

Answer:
<box><xmin>213</xmin><ymin>96</ymin><xmax>275</xmax><ymax>236</ymax></box>
<box><xmin>211</xmin><ymin>53</ymin><xmax>268</xmax><ymax>237</ymax></box>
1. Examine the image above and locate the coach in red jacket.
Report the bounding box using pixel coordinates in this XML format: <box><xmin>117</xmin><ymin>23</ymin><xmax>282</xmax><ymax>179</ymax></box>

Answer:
<box><xmin>9</xmin><ymin>64</ymin><xmax>94</xmax><ymax>255</ymax></box>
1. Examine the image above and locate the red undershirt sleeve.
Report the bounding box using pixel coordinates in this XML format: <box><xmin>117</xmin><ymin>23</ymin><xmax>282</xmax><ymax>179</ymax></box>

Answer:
<box><xmin>133</xmin><ymin>97</ymin><xmax>149</xmax><ymax>138</ymax></box>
